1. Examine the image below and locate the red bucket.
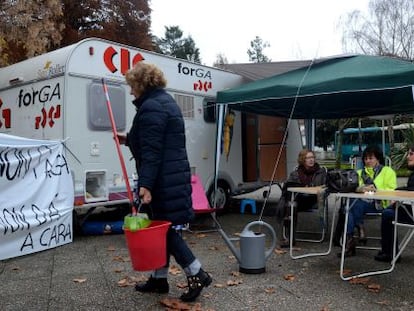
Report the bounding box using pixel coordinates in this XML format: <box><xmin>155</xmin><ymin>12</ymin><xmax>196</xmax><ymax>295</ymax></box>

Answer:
<box><xmin>124</xmin><ymin>220</ymin><xmax>171</xmax><ymax>271</ymax></box>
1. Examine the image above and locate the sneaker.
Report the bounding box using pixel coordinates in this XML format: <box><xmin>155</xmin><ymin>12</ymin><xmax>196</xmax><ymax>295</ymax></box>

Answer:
<box><xmin>180</xmin><ymin>268</ymin><xmax>212</xmax><ymax>302</ymax></box>
<box><xmin>135</xmin><ymin>276</ymin><xmax>169</xmax><ymax>293</ymax></box>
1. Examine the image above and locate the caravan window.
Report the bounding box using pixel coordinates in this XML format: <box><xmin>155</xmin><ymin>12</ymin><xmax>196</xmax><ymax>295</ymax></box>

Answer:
<box><xmin>203</xmin><ymin>101</ymin><xmax>216</xmax><ymax>123</ymax></box>
<box><xmin>174</xmin><ymin>94</ymin><xmax>194</xmax><ymax>119</ymax></box>
<box><xmin>87</xmin><ymin>81</ymin><xmax>126</xmax><ymax>131</ymax></box>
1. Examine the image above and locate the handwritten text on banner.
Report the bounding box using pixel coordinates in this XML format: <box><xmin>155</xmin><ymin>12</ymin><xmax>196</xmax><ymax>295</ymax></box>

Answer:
<box><xmin>0</xmin><ymin>134</ymin><xmax>74</xmax><ymax>260</ymax></box>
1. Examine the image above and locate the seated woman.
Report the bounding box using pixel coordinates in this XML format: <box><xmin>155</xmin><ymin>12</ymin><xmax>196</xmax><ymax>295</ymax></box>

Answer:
<box><xmin>276</xmin><ymin>149</ymin><xmax>327</xmax><ymax>248</ymax></box>
<box><xmin>340</xmin><ymin>145</ymin><xmax>397</xmax><ymax>257</ymax></box>
<box><xmin>375</xmin><ymin>144</ymin><xmax>414</xmax><ymax>262</ymax></box>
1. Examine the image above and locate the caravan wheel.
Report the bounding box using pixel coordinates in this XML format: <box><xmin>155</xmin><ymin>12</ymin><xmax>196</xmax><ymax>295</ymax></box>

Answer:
<box><xmin>207</xmin><ymin>181</ymin><xmax>230</xmax><ymax>213</ymax></box>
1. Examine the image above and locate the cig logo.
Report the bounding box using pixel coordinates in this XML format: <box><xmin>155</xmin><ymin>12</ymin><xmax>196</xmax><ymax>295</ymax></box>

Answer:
<box><xmin>103</xmin><ymin>46</ymin><xmax>144</xmax><ymax>75</ymax></box>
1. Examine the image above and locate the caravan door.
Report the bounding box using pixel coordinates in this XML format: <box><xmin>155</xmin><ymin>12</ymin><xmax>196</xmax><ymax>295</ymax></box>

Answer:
<box><xmin>244</xmin><ymin>114</ymin><xmax>287</xmax><ymax>182</ymax></box>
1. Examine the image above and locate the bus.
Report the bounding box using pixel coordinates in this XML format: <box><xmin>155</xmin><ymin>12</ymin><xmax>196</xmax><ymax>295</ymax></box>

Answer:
<box><xmin>334</xmin><ymin>123</ymin><xmax>414</xmax><ymax>162</ymax></box>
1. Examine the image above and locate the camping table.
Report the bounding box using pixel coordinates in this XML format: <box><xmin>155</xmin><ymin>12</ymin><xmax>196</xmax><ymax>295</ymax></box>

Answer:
<box><xmin>287</xmin><ymin>186</ymin><xmax>339</xmax><ymax>260</ymax></box>
<box><xmin>335</xmin><ymin>190</ymin><xmax>414</xmax><ymax>280</ymax></box>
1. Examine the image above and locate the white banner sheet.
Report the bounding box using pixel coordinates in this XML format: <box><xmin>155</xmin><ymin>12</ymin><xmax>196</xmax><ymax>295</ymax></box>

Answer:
<box><xmin>0</xmin><ymin>134</ymin><xmax>74</xmax><ymax>260</ymax></box>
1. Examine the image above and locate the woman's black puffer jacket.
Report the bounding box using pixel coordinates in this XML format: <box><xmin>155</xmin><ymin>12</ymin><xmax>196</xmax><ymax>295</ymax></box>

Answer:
<box><xmin>126</xmin><ymin>87</ymin><xmax>193</xmax><ymax>225</ymax></box>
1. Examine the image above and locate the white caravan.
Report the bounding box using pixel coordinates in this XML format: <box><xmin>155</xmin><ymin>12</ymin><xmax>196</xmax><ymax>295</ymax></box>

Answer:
<box><xmin>0</xmin><ymin>38</ymin><xmax>246</xmax><ymax>213</ymax></box>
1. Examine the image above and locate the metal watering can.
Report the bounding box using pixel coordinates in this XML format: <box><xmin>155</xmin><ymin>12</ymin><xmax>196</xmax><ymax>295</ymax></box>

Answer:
<box><xmin>219</xmin><ymin>221</ymin><xmax>276</xmax><ymax>274</ymax></box>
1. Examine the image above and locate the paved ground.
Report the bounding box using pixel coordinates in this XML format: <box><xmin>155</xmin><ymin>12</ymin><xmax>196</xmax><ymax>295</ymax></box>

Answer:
<box><xmin>1</xmin><ymin>203</ymin><xmax>414</xmax><ymax>311</ymax></box>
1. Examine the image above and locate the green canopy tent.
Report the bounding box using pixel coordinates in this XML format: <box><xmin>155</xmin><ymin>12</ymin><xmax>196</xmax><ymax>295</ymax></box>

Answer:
<box><xmin>217</xmin><ymin>55</ymin><xmax>414</xmax><ymax>119</ymax></box>
<box><xmin>211</xmin><ymin>55</ymin><xmax>414</xmax><ymax>207</ymax></box>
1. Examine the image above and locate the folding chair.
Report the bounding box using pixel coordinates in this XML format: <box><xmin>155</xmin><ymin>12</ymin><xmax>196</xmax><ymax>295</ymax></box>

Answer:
<box><xmin>335</xmin><ymin>198</ymin><xmax>381</xmax><ymax>250</ymax></box>
<box><xmin>393</xmin><ymin>202</ymin><xmax>414</xmax><ymax>262</ymax></box>
<box><xmin>355</xmin><ymin>212</ymin><xmax>382</xmax><ymax>250</ymax></box>
<box><xmin>283</xmin><ymin>191</ymin><xmax>329</xmax><ymax>243</ymax></box>
<box><xmin>187</xmin><ymin>174</ymin><xmax>219</xmax><ymax>232</ymax></box>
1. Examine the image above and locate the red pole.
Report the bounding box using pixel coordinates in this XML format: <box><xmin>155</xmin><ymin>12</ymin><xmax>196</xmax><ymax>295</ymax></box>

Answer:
<box><xmin>101</xmin><ymin>78</ymin><xmax>136</xmax><ymax>215</ymax></box>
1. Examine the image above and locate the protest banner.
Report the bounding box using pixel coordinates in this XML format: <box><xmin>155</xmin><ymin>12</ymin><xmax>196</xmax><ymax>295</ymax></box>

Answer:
<box><xmin>0</xmin><ymin>134</ymin><xmax>74</xmax><ymax>260</ymax></box>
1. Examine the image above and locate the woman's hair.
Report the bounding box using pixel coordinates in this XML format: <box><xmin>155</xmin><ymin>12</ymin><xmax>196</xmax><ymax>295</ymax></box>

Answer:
<box><xmin>408</xmin><ymin>144</ymin><xmax>414</xmax><ymax>153</ymax></box>
<box><xmin>362</xmin><ymin>144</ymin><xmax>385</xmax><ymax>165</ymax></box>
<box><xmin>297</xmin><ymin>149</ymin><xmax>315</xmax><ymax>166</ymax></box>
<box><xmin>125</xmin><ymin>62</ymin><xmax>167</xmax><ymax>95</ymax></box>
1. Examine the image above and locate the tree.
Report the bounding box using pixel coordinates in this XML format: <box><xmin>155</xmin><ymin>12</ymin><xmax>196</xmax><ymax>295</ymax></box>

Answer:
<box><xmin>60</xmin><ymin>0</ymin><xmax>153</xmax><ymax>50</ymax></box>
<box><xmin>155</xmin><ymin>26</ymin><xmax>201</xmax><ymax>63</ymax></box>
<box><xmin>327</xmin><ymin>0</ymin><xmax>414</xmax><ymax>165</ymax></box>
<box><xmin>0</xmin><ymin>0</ymin><xmax>64</xmax><ymax>66</ymax></box>
<box><xmin>213</xmin><ymin>53</ymin><xmax>229</xmax><ymax>69</ymax></box>
<box><xmin>247</xmin><ymin>36</ymin><xmax>271</xmax><ymax>63</ymax></box>
<box><xmin>341</xmin><ymin>0</ymin><xmax>414</xmax><ymax>61</ymax></box>
<box><xmin>334</xmin><ymin>119</ymin><xmax>354</xmax><ymax>168</ymax></box>
<box><xmin>315</xmin><ymin>119</ymin><xmax>337</xmax><ymax>151</ymax></box>
<box><xmin>391</xmin><ymin>125</ymin><xmax>414</xmax><ymax>169</ymax></box>
<box><xmin>0</xmin><ymin>0</ymin><xmax>154</xmax><ymax>66</ymax></box>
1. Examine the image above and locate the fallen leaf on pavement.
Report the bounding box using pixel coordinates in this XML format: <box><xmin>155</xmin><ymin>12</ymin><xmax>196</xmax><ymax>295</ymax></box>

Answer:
<box><xmin>73</xmin><ymin>278</ymin><xmax>87</xmax><ymax>283</ymax></box>
<box><xmin>196</xmin><ymin>233</ymin><xmax>207</xmax><ymax>238</ymax></box>
<box><xmin>117</xmin><ymin>276</ymin><xmax>136</xmax><ymax>287</ymax></box>
<box><xmin>209</xmin><ymin>246</ymin><xmax>219</xmax><ymax>251</ymax></box>
<box><xmin>337</xmin><ymin>269</ymin><xmax>352</xmax><ymax>276</ymax></box>
<box><xmin>113</xmin><ymin>267</ymin><xmax>124</xmax><ymax>273</ymax></box>
<box><xmin>169</xmin><ymin>265</ymin><xmax>182</xmax><ymax>275</ymax></box>
<box><xmin>321</xmin><ymin>305</ymin><xmax>330</xmax><ymax>311</ymax></box>
<box><xmin>274</xmin><ymin>248</ymin><xmax>287</xmax><ymax>255</ymax></box>
<box><xmin>230</xmin><ymin>271</ymin><xmax>240</xmax><ymax>277</ymax></box>
<box><xmin>107</xmin><ymin>245</ymin><xmax>116</xmax><ymax>251</ymax></box>
<box><xmin>112</xmin><ymin>255</ymin><xmax>128</xmax><ymax>262</ymax></box>
<box><xmin>264</xmin><ymin>287</ymin><xmax>276</xmax><ymax>294</ymax></box>
<box><xmin>160</xmin><ymin>297</ymin><xmax>193</xmax><ymax>310</ymax></box>
<box><xmin>214</xmin><ymin>283</ymin><xmax>225</xmax><ymax>288</ymax></box>
<box><xmin>367</xmin><ymin>283</ymin><xmax>381</xmax><ymax>293</ymax></box>
<box><xmin>11</xmin><ymin>266</ymin><xmax>20</xmax><ymax>271</ymax></box>
<box><xmin>376</xmin><ymin>300</ymin><xmax>390</xmax><ymax>305</ymax></box>
<box><xmin>349</xmin><ymin>277</ymin><xmax>370</xmax><ymax>285</ymax></box>
<box><xmin>283</xmin><ymin>274</ymin><xmax>295</xmax><ymax>281</ymax></box>
<box><xmin>129</xmin><ymin>275</ymin><xmax>148</xmax><ymax>283</ymax></box>
<box><xmin>176</xmin><ymin>282</ymin><xmax>188</xmax><ymax>289</ymax></box>
<box><xmin>227</xmin><ymin>279</ymin><xmax>243</xmax><ymax>286</ymax></box>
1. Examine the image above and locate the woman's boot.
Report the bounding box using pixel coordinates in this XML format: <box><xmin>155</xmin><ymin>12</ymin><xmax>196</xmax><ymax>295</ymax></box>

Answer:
<box><xmin>135</xmin><ymin>276</ymin><xmax>169</xmax><ymax>293</ymax></box>
<box><xmin>180</xmin><ymin>268</ymin><xmax>212</xmax><ymax>302</ymax></box>
<box><xmin>337</xmin><ymin>235</ymin><xmax>356</xmax><ymax>257</ymax></box>
<box><xmin>357</xmin><ymin>224</ymin><xmax>367</xmax><ymax>245</ymax></box>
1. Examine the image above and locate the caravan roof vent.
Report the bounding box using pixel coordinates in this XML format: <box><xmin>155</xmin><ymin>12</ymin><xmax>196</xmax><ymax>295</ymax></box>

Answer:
<box><xmin>9</xmin><ymin>77</ymin><xmax>24</xmax><ymax>85</ymax></box>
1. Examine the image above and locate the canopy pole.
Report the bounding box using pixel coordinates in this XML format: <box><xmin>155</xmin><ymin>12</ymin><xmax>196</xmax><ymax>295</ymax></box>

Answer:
<box><xmin>213</xmin><ymin>103</ymin><xmax>226</xmax><ymax>209</ymax></box>
<box><xmin>304</xmin><ymin>119</ymin><xmax>315</xmax><ymax>150</ymax></box>
<box><xmin>382</xmin><ymin>119</ymin><xmax>386</xmax><ymax>157</ymax></box>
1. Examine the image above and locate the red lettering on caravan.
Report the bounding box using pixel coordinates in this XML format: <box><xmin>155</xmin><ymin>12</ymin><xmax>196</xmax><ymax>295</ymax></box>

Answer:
<box><xmin>34</xmin><ymin>105</ymin><xmax>61</xmax><ymax>129</ymax></box>
<box><xmin>120</xmin><ymin>48</ymin><xmax>130</xmax><ymax>75</ymax></box>
<box><xmin>132</xmin><ymin>53</ymin><xmax>144</xmax><ymax>66</ymax></box>
<box><xmin>103</xmin><ymin>46</ymin><xmax>117</xmax><ymax>73</ymax></box>
<box><xmin>54</xmin><ymin>104</ymin><xmax>61</xmax><ymax>119</ymax></box>
<box><xmin>48</xmin><ymin>106</ymin><xmax>55</xmax><ymax>127</ymax></box>
<box><xmin>0</xmin><ymin>98</ymin><xmax>11</xmax><ymax>129</ymax></box>
<box><xmin>103</xmin><ymin>46</ymin><xmax>145</xmax><ymax>75</ymax></box>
